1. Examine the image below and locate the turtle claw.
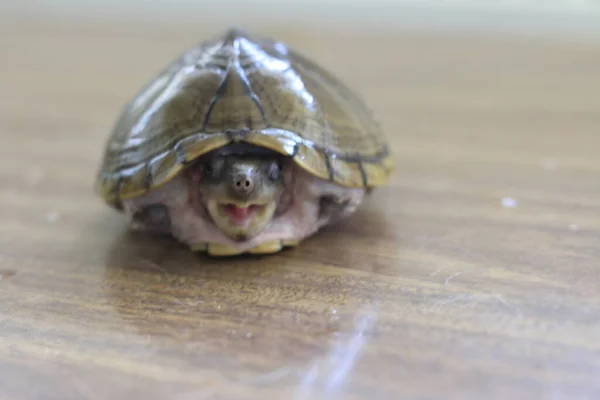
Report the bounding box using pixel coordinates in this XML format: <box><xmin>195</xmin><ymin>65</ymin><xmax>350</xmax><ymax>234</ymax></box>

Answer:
<box><xmin>318</xmin><ymin>195</ymin><xmax>351</xmax><ymax>222</ymax></box>
<box><xmin>190</xmin><ymin>243</ymin><xmax>208</xmax><ymax>252</ymax></box>
<box><xmin>248</xmin><ymin>240</ymin><xmax>283</xmax><ymax>255</ymax></box>
<box><xmin>281</xmin><ymin>239</ymin><xmax>300</xmax><ymax>247</ymax></box>
<box><xmin>191</xmin><ymin>240</ymin><xmax>294</xmax><ymax>256</ymax></box>
<box><xmin>131</xmin><ymin>204</ymin><xmax>171</xmax><ymax>234</ymax></box>
<box><xmin>206</xmin><ymin>243</ymin><xmax>243</xmax><ymax>256</ymax></box>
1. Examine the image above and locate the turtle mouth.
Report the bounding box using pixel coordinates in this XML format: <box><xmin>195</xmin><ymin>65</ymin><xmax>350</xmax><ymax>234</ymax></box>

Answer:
<box><xmin>206</xmin><ymin>198</ymin><xmax>279</xmax><ymax>241</ymax></box>
<box><xmin>219</xmin><ymin>203</ymin><xmax>265</xmax><ymax>225</ymax></box>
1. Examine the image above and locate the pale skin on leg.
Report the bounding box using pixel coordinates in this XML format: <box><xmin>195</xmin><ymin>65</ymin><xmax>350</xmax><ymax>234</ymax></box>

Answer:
<box><xmin>123</xmin><ymin>146</ymin><xmax>365</xmax><ymax>256</ymax></box>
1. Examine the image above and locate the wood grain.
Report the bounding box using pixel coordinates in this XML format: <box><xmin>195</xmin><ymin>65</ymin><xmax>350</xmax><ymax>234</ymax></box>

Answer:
<box><xmin>0</xmin><ymin>14</ymin><xmax>599</xmax><ymax>400</ymax></box>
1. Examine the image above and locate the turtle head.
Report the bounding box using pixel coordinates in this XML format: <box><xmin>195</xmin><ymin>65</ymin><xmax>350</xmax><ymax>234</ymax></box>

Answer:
<box><xmin>194</xmin><ymin>148</ymin><xmax>286</xmax><ymax>241</ymax></box>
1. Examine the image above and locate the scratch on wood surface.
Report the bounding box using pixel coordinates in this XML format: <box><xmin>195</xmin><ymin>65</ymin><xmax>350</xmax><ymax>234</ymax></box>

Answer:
<box><xmin>438</xmin><ymin>293</ymin><xmax>524</xmax><ymax>319</ymax></box>
<box><xmin>172</xmin><ymin>297</ymin><xmax>205</xmax><ymax>307</ymax></box>
<box><xmin>250</xmin><ymin>366</ymin><xmax>294</xmax><ymax>384</ymax></box>
<box><xmin>445</xmin><ymin>272</ymin><xmax>461</xmax><ymax>284</ymax></box>
<box><xmin>140</xmin><ymin>259</ymin><xmax>168</xmax><ymax>274</ymax></box>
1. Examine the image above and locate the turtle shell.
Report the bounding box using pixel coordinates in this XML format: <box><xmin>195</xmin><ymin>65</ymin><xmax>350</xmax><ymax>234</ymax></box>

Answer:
<box><xmin>96</xmin><ymin>28</ymin><xmax>393</xmax><ymax>209</ymax></box>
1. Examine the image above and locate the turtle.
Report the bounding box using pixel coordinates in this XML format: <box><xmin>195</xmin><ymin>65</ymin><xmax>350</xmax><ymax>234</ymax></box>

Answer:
<box><xmin>95</xmin><ymin>28</ymin><xmax>394</xmax><ymax>256</ymax></box>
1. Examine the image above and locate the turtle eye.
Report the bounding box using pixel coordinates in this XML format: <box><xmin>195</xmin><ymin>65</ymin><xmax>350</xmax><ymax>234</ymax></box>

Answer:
<box><xmin>267</xmin><ymin>162</ymin><xmax>281</xmax><ymax>182</ymax></box>
<box><xmin>204</xmin><ymin>157</ymin><xmax>224</xmax><ymax>180</ymax></box>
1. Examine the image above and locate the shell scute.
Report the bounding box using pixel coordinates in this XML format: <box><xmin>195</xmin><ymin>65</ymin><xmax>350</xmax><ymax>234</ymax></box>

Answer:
<box><xmin>96</xmin><ymin>28</ymin><xmax>392</xmax><ymax>207</ymax></box>
<box><xmin>147</xmin><ymin>149</ymin><xmax>181</xmax><ymax>188</ymax></box>
<box><xmin>116</xmin><ymin>163</ymin><xmax>149</xmax><ymax>201</ymax></box>
<box><xmin>329</xmin><ymin>157</ymin><xmax>366</xmax><ymax>187</ymax></box>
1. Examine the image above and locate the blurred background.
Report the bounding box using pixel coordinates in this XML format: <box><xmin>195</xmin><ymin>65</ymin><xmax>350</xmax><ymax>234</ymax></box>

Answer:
<box><xmin>3</xmin><ymin>0</ymin><xmax>600</xmax><ymax>39</ymax></box>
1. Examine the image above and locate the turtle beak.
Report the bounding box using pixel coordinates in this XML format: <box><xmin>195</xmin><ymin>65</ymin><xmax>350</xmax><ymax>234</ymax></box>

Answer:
<box><xmin>219</xmin><ymin>202</ymin><xmax>266</xmax><ymax>226</ymax></box>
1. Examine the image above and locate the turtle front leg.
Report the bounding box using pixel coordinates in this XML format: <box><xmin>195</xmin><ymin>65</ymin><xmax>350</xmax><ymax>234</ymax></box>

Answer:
<box><xmin>318</xmin><ymin>195</ymin><xmax>353</xmax><ymax>223</ymax></box>
<box><xmin>130</xmin><ymin>204</ymin><xmax>172</xmax><ymax>235</ymax></box>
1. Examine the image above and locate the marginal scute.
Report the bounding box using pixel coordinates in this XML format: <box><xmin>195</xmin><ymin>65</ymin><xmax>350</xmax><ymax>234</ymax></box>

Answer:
<box><xmin>382</xmin><ymin>155</ymin><xmax>394</xmax><ymax>174</ymax></box>
<box><xmin>96</xmin><ymin>28</ymin><xmax>393</xmax><ymax>208</ymax></box>
<box><xmin>362</xmin><ymin>160</ymin><xmax>390</xmax><ymax>187</ymax></box>
<box><xmin>148</xmin><ymin>150</ymin><xmax>181</xmax><ymax>189</ymax></box>
<box><xmin>95</xmin><ymin>172</ymin><xmax>120</xmax><ymax>204</ymax></box>
<box><xmin>293</xmin><ymin>144</ymin><xmax>331</xmax><ymax>182</ymax></box>
<box><xmin>242</xmin><ymin>131</ymin><xmax>297</xmax><ymax>156</ymax></box>
<box><xmin>175</xmin><ymin>133</ymin><xmax>231</xmax><ymax>163</ymax></box>
<box><xmin>118</xmin><ymin>163</ymin><xmax>149</xmax><ymax>200</ymax></box>
<box><xmin>329</xmin><ymin>157</ymin><xmax>365</xmax><ymax>187</ymax></box>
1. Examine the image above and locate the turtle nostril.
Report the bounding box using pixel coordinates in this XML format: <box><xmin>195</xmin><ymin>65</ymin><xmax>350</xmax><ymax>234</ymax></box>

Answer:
<box><xmin>234</xmin><ymin>175</ymin><xmax>254</xmax><ymax>193</ymax></box>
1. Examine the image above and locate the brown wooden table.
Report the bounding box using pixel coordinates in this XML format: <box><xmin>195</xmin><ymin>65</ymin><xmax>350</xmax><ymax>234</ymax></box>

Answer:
<box><xmin>1</xmin><ymin>13</ymin><xmax>599</xmax><ymax>400</ymax></box>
